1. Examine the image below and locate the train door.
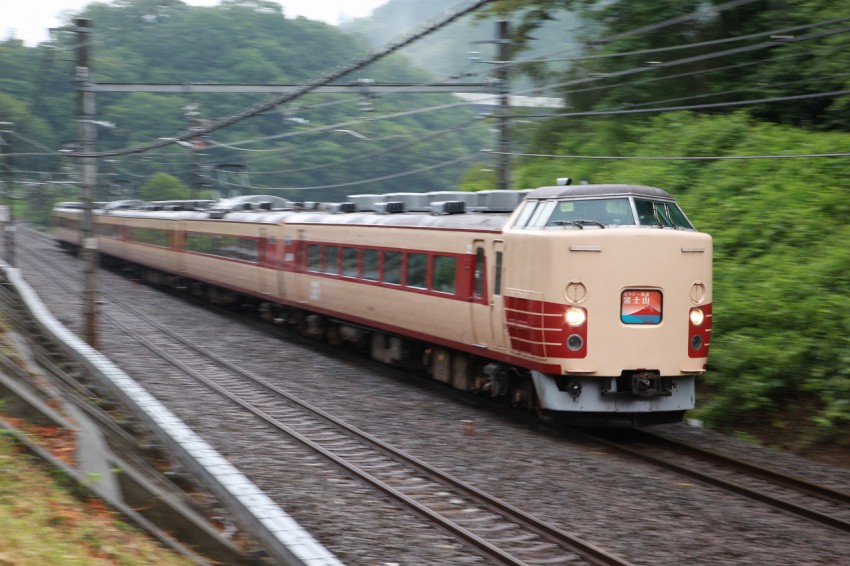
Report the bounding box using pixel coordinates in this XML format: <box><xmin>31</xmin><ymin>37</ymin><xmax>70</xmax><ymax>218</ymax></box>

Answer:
<box><xmin>295</xmin><ymin>229</ymin><xmax>309</xmax><ymax>302</ymax></box>
<box><xmin>469</xmin><ymin>239</ymin><xmax>507</xmax><ymax>350</ymax></box>
<box><xmin>490</xmin><ymin>240</ymin><xmax>507</xmax><ymax>348</ymax></box>
<box><xmin>274</xmin><ymin>224</ymin><xmax>287</xmax><ymax>301</ymax></box>
<box><xmin>259</xmin><ymin>227</ymin><xmax>274</xmax><ymax>296</ymax></box>
<box><xmin>170</xmin><ymin>220</ymin><xmax>183</xmax><ymax>274</ymax></box>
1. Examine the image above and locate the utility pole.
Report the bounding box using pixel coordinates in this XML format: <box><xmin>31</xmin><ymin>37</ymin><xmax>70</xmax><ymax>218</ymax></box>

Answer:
<box><xmin>496</xmin><ymin>21</ymin><xmax>511</xmax><ymax>192</ymax></box>
<box><xmin>0</xmin><ymin>122</ymin><xmax>14</xmax><ymax>266</ymax></box>
<box><xmin>76</xmin><ymin>18</ymin><xmax>99</xmax><ymax>348</ymax></box>
<box><xmin>185</xmin><ymin>103</ymin><xmax>209</xmax><ymax>199</ymax></box>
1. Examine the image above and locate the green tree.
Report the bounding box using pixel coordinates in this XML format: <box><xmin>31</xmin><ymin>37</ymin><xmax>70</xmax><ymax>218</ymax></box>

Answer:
<box><xmin>485</xmin><ymin>0</ymin><xmax>850</xmax><ymax>130</ymax></box>
<box><xmin>139</xmin><ymin>172</ymin><xmax>190</xmax><ymax>201</ymax></box>
<box><xmin>507</xmin><ymin>110</ymin><xmax>850</xmax><ymax>441</ymax></box>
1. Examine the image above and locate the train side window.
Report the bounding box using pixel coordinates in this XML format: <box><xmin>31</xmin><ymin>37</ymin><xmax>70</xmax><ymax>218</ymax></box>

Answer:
<box><xmin>406</xmin><ymin>253</ymin><xmax>428</xmax><ymax>289</ymax></box>
<box><xmin>527</xmin><ymin>201</ymin><xmax>557</xmax><ymax>228</ymax></box>
<box><xmin>473</xmin><ymin>248</ymin><xmax>485</xmax><ymax>299</ymax></box>
<box><xmin>324</xmin><ymin>246</ymin><xmax>340</xmax><ymax>274</ymax></box>
<box><xmin>307</xmin><ymin>244</ymin><xmax>321</xmax><ymax>271</ymax></box>
<box><xmin>382</xmin><ymin>251</ymin><xmax>402</xmax><ymax>285</ymax></box>
<box><xmin>494</xmin><ymin>251</ymin><xmax>503</xmax><ymax>296</ymax></box>
<box><xmin>342</xmin><ymin>247</ymin><xmax>359</xmax><ymax>277</ymax></box>
<box><xmin>513</xmin><ymin>201</ymin><xmax>537</xmax><ymax>229</ymax></box>
<box><xmin>242</xmin><ymin>238</ymin><xmax>258</xmax><ymax>263</ymax></box>
<box><xmin>432</xmin><ymin>255</ymin><xmax>456</xmax><ymax>294</ymax></box>
<box><xmin>363</xmin><ymin>249</ymin><xmax>379</xmax><ymax>281</ymax></box>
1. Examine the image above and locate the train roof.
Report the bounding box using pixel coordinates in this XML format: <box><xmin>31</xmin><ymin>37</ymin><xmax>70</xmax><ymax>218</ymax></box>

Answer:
<box><xmin>526</xmin><ymin>184</ymin><xmax>675</xmax><ymax>200</ymax></box>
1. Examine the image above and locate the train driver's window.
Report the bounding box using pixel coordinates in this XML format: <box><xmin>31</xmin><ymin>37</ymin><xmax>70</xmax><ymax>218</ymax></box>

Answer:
<box><xmin>363</xmin><ymin>249</ymin><xmax>379</xmax><ymax>281</ymax></box>
<box><xmin>634</xmin><ymin>199</ymin><xmax>663</xmax><ymax>226</ymax></box>
<box><xmin>545</xmin><ymin>198</ymin><xmax>633</xmax><ymax>227</ymax></box>
<box><xmin>634</xmin><ymin>199</ymin><xmax>693</xmax><ymax>229</ymax></box>
<box><xmin>382</xmin><ymin>251</ymin><xmax>402</xmax><ymax>285</ymax></box>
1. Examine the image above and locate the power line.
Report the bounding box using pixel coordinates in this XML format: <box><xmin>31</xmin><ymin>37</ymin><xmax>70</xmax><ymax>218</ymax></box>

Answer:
<box><xmin>590</xmin><ymin>0</ymin><xmax>764</xmax><ymax>46</ymax></box>
<box><xmin>80</xmin><ymin>0</ymin><xmax>495</xmax><ymax>158</ymax></box>
<box><xmin>254</xmin><ymin>154</ymin><xmax>476</xmax><ymax>192</ymax></box>
<box><xmin>509</xmin><ymin>0</ymin><xmax>768</xmax><ymax>66</ymax></box>
<box><xmin>519</xmin><ymin>89</ymin><xmax>850</xmax><ymax>119</ymax></box>
<box><xmin>497</xmin><ymin>151</ymin><xmax>850</xmax><ymax>161</ymax></box>
<box><xmin>221</xmin><ymin>119</ymin><xmax>488</xmax><ymax>176</ymax></box>
<box><xmin>518</xmin><ymin>16</ymin><xmax>850</xmax><ymax>68</ymax></box>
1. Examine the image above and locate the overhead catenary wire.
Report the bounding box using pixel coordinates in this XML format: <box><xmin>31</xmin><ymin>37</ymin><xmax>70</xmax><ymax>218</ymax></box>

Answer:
<box><xmin>215</xmin><ymin>118</ymin><xmax>489</xmax><ymax>176</ymax></box>
<box><xmin>506</xmin><ymin>0</ymin><xmax>767</xmax><ymax>67</ymax></box>
<box><xmin>217</xmin><ymin>154</ymin><xmax>476</xmax><ymax>192</ymax></box>
<box><xmin>192</xmin><ymin>21</ymin><xmax>850</xmax><ymax>178</ymax></box>
<box><xmin>78</xmin><ymin>0</ymin><xmax>496</xmax><ymax>158</ymax></box>
<box><xmin>27</xmin><ymin>1</ymin><xmax>847</xmax><ymax>186</ymax></box>
<box><xmin>517</xmin><ymin>16</ymin><xmax>850</xmax><ymax>66</ymax></box>
<box><xmin>495</xmin><ymin>150</ymin><xmax>850</xmax><ymax>161</ymax></box>
<box><xmin>518</xmin><ymin>88</ymin><xmax>850</xmax><ymax>120</ymax></box>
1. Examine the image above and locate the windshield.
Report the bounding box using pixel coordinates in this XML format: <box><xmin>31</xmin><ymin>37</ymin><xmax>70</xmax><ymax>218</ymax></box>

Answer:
<box><xmin>547</xmin><ymin>198</ymin><xmax>635</xmax><ymax>227</ymax></box>
<box><xmin>514</xmin><ymin>197</ymin><xmax>694</xmax><ymax>230</ymax></box>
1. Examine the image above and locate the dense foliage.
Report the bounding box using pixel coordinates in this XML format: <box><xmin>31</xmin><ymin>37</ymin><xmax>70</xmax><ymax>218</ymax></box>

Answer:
<box><xmin>0</xmin><ymin>0</ymin><xmax>486</xmax><ymax>207</ymax></box>
<box><xmin>502</xmin><ymin>110</ymin><xmax>850</xmax><ymax>441</ymax></box>
<box><xmin>343</xmin><ymin>0</ymin><xmax>583</xmax><ymax>85</ymax></box>
<box><xmin>486</xmin><ymin>0</ymin><xmax>850</xmax><ymax>129</ymax></box>
<box><xmin>471</xmin><ymin>0</ymin><xmax>850</xmax><ymax>444</ymax></box>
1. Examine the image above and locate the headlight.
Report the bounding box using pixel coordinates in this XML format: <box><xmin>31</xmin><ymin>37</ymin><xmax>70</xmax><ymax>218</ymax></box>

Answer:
<box><xmin>689</xmin><ymin>307</ymin><xmax>704</xmax><ymax>327</ymax></box>
<box><xmin>566</xmin><ymin>306</ymin><xmax>587</xmax><ymax>327</ymax></box>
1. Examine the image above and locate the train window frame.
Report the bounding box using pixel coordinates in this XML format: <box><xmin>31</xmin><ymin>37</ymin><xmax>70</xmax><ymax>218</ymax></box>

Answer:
<box><xmin>494</xmin><ymin>251</ymin><xmax>504</xmax><ymax>296</ymax></box>
<box><xmin>342</xmin><ymin>247</ymin><xmax>359</xmax><ymax>277</ymax></box>
<box><xmin>132</xmin><ymin>227</ymin><xmax>170</xmax><ymax>248</ymax></box>
<box><xmin>382</xmin><ymin>250</ymin><xmax>402</xmax><ymax>285</ymax></box>
<box><xmin>543</xmin><ymin>197</ymin><xmax>636</xmax><ymax>228</ymax></box>
<box><xmin>473</xmin><ymin>247</ymin><xmax>486</xmax><ymax>299</ymax></box>
<box><xmin>406</xmin><ymin>253</ymin><xmax>428</xmax><ymax>290</ymax></box>
<box><xmin>526</xmin><ymin>200</ymin><xmax>557</xmax><ymax>228</ymax></box>
<box><xmin>634</xmin><ymin>199</ymin><xmax>693</xmax><ymax>229</ymax></box>
<box><xmin>513</xmin><ymin>201</ymin><xmax>538</xmax><ymax>229</ymax></box>
<box><xmin>362</xmin><ymin>248</ymin><xmax>380</xmax><ymax>281</ymax></box>
<box><xmin>432</xmin><ymin>255</ymin><xmax>457</xmax><ymax>295</ymax></box>
<box><xmin>307</xmin><ymin>244</ymin><xmax>321</xmax><ymax>272</ymax></box>
<box><xmin>324</xmin><ymin>246</ymin><xmax>340</xmax><ymax>274</ymax></box>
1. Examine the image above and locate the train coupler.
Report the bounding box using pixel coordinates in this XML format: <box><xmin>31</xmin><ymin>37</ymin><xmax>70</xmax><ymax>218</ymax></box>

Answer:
<box><xmin>629</xmin><ymin>371</ymin><xmax>672</xmax><ymax>397</ymax></box>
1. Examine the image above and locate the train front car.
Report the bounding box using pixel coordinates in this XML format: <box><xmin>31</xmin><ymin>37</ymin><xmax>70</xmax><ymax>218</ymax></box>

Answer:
<box><xmin>504</xmin><ymin>184</ymin><xmax>712</xmax><ymax>426</ymax></box>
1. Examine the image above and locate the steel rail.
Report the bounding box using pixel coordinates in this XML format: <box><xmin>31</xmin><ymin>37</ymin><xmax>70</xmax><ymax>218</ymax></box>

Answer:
<box><xmin>576</xmin><ymin>429</ymin><xmax>850</xmax><ymax>534</ymax></box>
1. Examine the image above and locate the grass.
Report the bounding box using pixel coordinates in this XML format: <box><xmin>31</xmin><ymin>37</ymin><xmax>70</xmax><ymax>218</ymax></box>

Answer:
<box><xmin>0</xmin><ymin>431</ymin><xmax>195</xmax><ymax>565</ymax></box>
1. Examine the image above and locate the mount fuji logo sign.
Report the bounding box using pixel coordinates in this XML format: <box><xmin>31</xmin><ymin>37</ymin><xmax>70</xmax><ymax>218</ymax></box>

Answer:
<box><xmin>621</xmin><ymin>290</ymin><xmax>663</xmax><ymax>324</ymax></box>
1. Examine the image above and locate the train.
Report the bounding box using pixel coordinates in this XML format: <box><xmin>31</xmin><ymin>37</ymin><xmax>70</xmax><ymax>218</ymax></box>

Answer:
<box><xmin>51</xmin><ymin>180</ymin><xmax>712</xmax><ymax>426</ymax></box>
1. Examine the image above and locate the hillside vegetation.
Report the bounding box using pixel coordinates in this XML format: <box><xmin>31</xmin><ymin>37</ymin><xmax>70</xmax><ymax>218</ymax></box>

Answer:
<box><xmin>0</xmin><ymin>0</ymin><xmax>486</xmax><ymax>204</ymax></box>
<box><xmin>498</xmin><ymin>110</ymin><xmax>850</xmax><ymax>446</ymax></box>
<box><xmin>468</xmin><ymin>0</ymin><xmax>850</xmax><ymax>449</ymax></box>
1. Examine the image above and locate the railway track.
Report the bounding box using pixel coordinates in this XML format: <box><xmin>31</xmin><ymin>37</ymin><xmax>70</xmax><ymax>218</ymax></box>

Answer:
<box><xmin>15</xmin><ymin>228</ymin><xmax>634</xmax><ymax>565</ymax></box>
<box><xmin>578</xmin><ymin>428</ymin><xmax>850</xmax><ymax>534</ymax></box>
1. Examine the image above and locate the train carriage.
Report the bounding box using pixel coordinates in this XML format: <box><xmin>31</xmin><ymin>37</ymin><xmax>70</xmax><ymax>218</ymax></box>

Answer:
<box><xmin>51</xmin><ymin>182</ymin><xmax>712</xmax><ymax>426</ymax></box>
